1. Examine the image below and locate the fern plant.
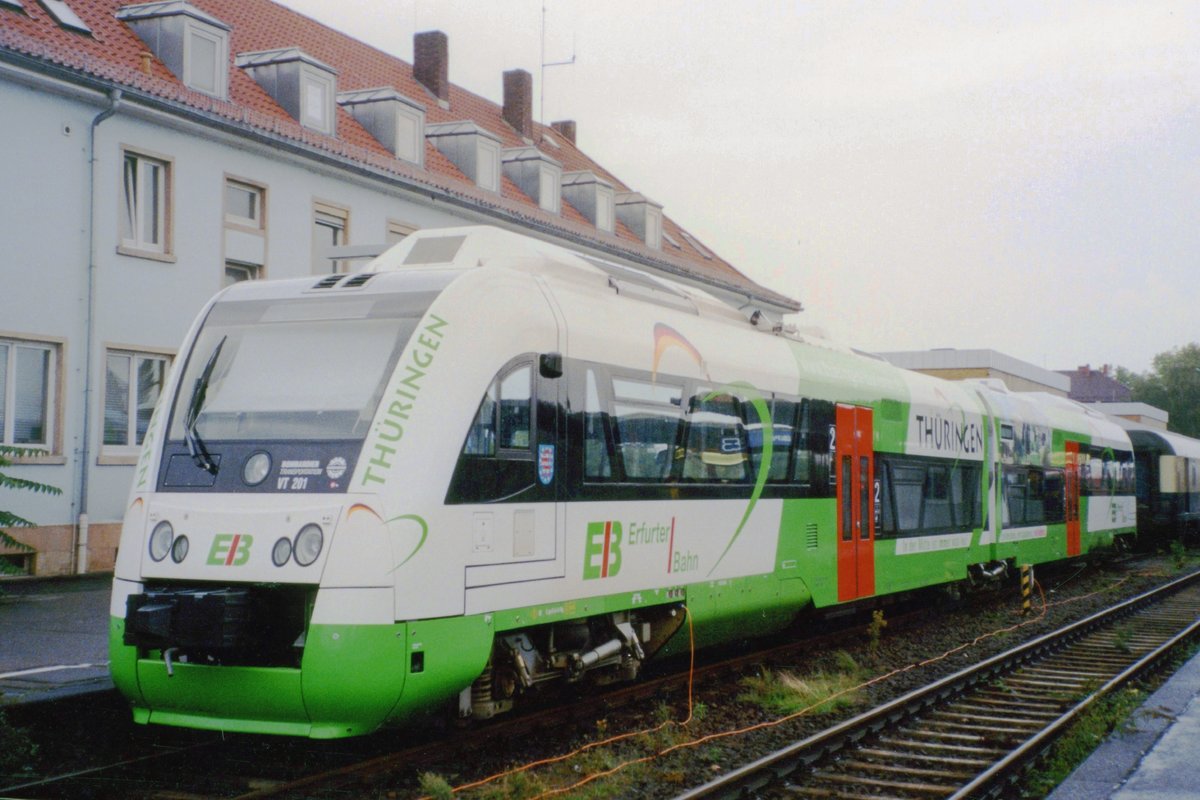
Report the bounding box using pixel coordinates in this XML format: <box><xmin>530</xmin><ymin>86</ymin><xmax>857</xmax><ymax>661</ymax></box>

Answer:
<box><xmin>0</xmin><ymin>445</ymin><xmax>61</xmax><ymax>576</ymax></box>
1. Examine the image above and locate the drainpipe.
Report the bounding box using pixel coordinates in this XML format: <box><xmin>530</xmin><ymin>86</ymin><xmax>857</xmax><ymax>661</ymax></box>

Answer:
<box><xmin>76</xmin><ymin>88</ymin><xmax>122</xmax><ymax>575</ymax></box>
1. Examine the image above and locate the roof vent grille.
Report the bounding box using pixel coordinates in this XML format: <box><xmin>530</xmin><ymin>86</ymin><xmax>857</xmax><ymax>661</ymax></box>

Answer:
<box><xmin>312</xmin><ymin>275</ymin><xmax>343</xmax><ymax>289</ymax></box>
<box><xmin>341</xmin><ymin>273</ymin><xmax>375</xmax><ymax>288</ymax></box>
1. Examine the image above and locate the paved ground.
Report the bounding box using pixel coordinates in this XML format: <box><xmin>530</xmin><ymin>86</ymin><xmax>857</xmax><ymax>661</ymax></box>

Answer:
<box><xmin>0</xmin><ymin>574</ymin><xmax>113</xmax><ymax>705</ymax></box>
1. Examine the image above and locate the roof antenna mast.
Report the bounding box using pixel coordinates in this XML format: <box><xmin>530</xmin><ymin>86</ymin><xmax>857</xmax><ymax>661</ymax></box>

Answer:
<box><xmin>540</xmin><ymin>1</ymin><xmax>575</xmax><ymax>124</ymax></box>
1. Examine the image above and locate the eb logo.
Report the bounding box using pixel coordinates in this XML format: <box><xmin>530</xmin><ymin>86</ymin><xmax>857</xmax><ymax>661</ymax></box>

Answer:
<box><xmin>583</xmin><ymin>521</ymin><xmax>622</xmax><ymax>580</ymax></box>
<box><xmin>207</xmin><ymin>533</ymin><xmax>254</xmax><ymax>566</ymax></box>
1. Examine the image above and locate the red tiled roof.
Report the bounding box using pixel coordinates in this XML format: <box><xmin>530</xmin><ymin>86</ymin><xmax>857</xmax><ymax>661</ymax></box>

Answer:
<box><xmin>0</xmin><ymin>0</ymin><xmax>797</xmax><ymax>308</ymax></box>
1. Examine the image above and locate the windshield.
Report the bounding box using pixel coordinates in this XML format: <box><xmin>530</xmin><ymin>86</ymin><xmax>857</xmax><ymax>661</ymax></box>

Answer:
<box><xmin>168</xmin><ymin>291</ymin><xmax>437</xmax><ymax>442</ymax></box>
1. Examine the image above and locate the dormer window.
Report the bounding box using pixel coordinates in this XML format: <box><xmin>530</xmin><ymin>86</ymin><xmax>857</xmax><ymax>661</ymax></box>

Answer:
<box><xmin>338</xmin><ymin>88</ymin><xmax>426</xmax><ymax>167</ymax></box>
<box><xmin>301</xmin><ymin>71</ymin><xmax>334</xmax><ymax>132</ymax></box>
<box><xmin>596</xmin><ymin>184</ymin><xmax>615</xmax><ymax>233</ymax></box>
<box><xmin>117</xmin><ymin>2</ymin><xmax>230</xmax><ymax>99</ymax></box>
<box><xmin>615</xmin><ymin>192</ymin><xmax>663</xmax><ymax>250</ymax></box>
<box><xmin>426</xmin><ymin>122</ymin><xmax>502</xmax><ymax>193</ymax></box>
<box><xmin>237</xmin><ymin>48</ymin><xmax>338</xmax><ymax>136</ymax></box>
<box><xmin>562</xmin><ymin>171</ymin><xmax>615</xmax><ymax>234</ymax></box>
<box><xmin>502</xmin><ymin>147</ymin><xmax>562</xmax><ymax>214</ymax></box>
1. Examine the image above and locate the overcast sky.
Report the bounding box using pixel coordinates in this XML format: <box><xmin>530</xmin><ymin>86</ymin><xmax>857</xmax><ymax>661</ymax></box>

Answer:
<box><xmin>281</xmin><ymin>0</ymin><xmax>1198</xmax><ymax>374</ymax></box>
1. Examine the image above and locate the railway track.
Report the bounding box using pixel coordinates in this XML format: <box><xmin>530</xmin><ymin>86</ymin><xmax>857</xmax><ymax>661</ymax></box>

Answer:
<box><xmin>677</xmin><ymin>569</ymin><xmax>1200</xmax><ymax>799</ymax></box>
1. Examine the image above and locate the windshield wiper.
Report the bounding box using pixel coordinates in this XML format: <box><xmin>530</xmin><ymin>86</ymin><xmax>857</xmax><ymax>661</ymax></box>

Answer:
<box><xmin>184</xmin><ymin>336</ymin><xmax>226</xmax><ymax>476</ymax></box>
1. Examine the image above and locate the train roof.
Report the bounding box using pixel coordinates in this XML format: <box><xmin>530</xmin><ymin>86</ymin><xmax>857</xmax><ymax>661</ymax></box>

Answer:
<box><xmin>964</xmin><ymin>380</ymin><xmax>1131</xmax><ymax>450</ymax></box>
<box><xmin>1112</xmin><ymin>420</ymin><xmax>1200</xmax><ymax>459</ymax></box>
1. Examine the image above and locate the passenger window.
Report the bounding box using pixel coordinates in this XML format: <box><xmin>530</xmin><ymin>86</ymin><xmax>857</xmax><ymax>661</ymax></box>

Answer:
<box><xmin>1004</xmin><ymin>469</ymin><xmax>1027</xmax><ymax>524</ymax></box>
<box><xmin>923</xmin><ymin>466</ymin><xmax>952</xmax><ymax>528</ymax></box>
<box><xmin>769</xmin><ymin>400</ymin><xmax>797</xmax><ymax>480</ymax></box>
<box><xmin>877</xmin><ymin>455</ymin><xmax>980</xmax><ymax>536</ymax></box>
<box><xmin>1043</xmin><ymin>468</ymin><xmax>1065</xmax><ymax>523</ymax></box>
<box><xmin>682</xmin><ymin>391</ymin><xmax>748</xmax><ymax>482</ymax></box>
<box><xmin>611</xmin><ymin>376</ymin><xmax>682</xmax><ymax>481</ymax></box>
<box><xmin>584</xmin><ymin>369</ymin><xmax>612</xmax><ymax>480</ymax></box>
<box><xmin>891</xmin><ymin>463</ymin><xmax>925</xmax><ymax>532</ymax></box>
<box><xmin>795</xmin><ymin>400</ymin><xmax>835</xmax><ymax>495</ymax></box>
<box><xmin>748</xmin><ymin>398</ymin><xmax>796</xmax><ymax>482</ymax></box>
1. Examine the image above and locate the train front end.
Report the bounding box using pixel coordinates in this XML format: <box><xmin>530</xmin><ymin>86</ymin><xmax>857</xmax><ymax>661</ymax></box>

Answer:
<box><xmin>109</xmin><ymin>270</ymin><xmax>455</xmax><ymax>738</ymax></box>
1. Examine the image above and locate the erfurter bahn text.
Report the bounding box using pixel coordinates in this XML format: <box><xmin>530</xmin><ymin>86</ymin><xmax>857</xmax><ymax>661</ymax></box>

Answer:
<box><xmin>109</xmin><ymin>226</ymin><xmax>1198</xmax><ymax>738</ymax></box>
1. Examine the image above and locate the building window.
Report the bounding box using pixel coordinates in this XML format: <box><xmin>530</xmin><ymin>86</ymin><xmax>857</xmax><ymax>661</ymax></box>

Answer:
<box><xmin>300</xmin><ymin>67</ymin><xmax>336</xmax><ymax>135</ymax></box>
<box><xmin>120</xmin><ymin>150</ymin><xmax>172</xmax><ymax>257</ymax></box>
<box><xmin>39</xmin><ymin>0</ymin><xmax>90</xmax><ymax>34</ymax></box>
<box><xmin>223</xmin><ymin>176</ymin><xmax>266</xmax><ymax>281</ymax></box>
<box><xmin>312</xmin><ymin>202</ymin><xmax>349</xmax><ymax>274</ymax></box>
<box><xmin>225</xmin><ymin>179</ymin><xmax>263</xmax><ymax>229</ymax></box>
<box><xmin>538</xmin><ymin>166</ymin><xmax>561</xmax><ymax>214</ymax></box>
<box><xmin>185</xmin><ymin>24</ymin><xmax>227</xmax><ymax>98</ymax></box>
<box><xmin>386</xmin><ymin>220</ymin><xmax>418</xmax><ymax>245</ymax></box>
<box><xmin>477</xmin><ymin>138</ymin><xmax>501</xmax><ymax>193</ymax></box>
<box><xmin>0</xmin><ymin>338</ymin><xmax>59</xmax><ymax>450</ymax></box>
<box><xmin>103</xmin><ymin>350</ymin><xmax>169</xmax><ymax>454</ymax></box>
<box><xmin>224</xmin><ymin>261</ymin><xmax>260</xmax><ymax>286</ymax></box>
<box><xmin>596</xmin><ymin>184</ymin><xmax>615</xmax><ymax>233</ymax></box>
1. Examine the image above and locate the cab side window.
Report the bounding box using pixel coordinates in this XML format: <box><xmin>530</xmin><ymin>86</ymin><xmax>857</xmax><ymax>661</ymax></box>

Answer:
<box><xmin>497</xmin><ymin>366</ymin><xmax>532</xmax><ymax>450</ymax></box>
<box><xmin>448</xmin><ymin>362</ymin><xmax>536</xmax><ymax>503</ymax></box>
<box><xmin>464</xmin><ymin>364</ymin><xmax>532</xmax><ymax>456</ymax></box>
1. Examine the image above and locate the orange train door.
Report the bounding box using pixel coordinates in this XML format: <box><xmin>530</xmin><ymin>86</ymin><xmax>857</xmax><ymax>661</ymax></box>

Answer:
<box><xmin>836</xmin><ymin>404</ymin><xmax>876</xmax><ymax>602</ymax></box>
<box><xmin>1065</xmin><ymin>441</ymin><xmax>1082</xmax><ymax>556</ymax></box>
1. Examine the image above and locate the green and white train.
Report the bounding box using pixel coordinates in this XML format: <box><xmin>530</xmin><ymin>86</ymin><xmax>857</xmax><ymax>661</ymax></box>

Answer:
<box><xmin>110</xmin><ymin>226</ymin><xmax>1136</xmax><ymax>738</ymax></box>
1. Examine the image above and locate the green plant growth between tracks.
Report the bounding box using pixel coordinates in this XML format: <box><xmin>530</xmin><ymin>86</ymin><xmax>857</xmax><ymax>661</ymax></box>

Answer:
<box><xmin>738</xmin><ymin>651</ymin><xmax>867</xmax><ymax>716</ymax></box>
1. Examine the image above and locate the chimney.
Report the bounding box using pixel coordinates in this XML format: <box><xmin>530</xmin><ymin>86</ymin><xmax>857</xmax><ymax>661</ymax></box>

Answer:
<box><xmin>414</xmin><ymin>30</ymin><xmax>449</xmax><ymax>102</ymax></box>
<box><xmin>503</xmin><ymin>69</ymin><xmax>533</xmax><ymax>139</ymax></box>
<box><xmin>550</xmin><ymin>120</ymin><xmax>576</xmax><ymax>145</ymax></box>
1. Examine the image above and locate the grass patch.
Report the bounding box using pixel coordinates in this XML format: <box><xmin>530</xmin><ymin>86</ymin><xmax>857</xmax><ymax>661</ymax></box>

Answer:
<box><xmin>417</xmin><ymin>772</ymin><xmax>455</xmax><ymax>800</ymax></box>
<box><xmin>739</xmin><ymin>651</ymin><xmax>866</xmax><ymax>716</ymax></box>
<box><xmin>1024</xmin><ymin>687</ymin><xmax>1146</xmax><ymax>797</ymax></box>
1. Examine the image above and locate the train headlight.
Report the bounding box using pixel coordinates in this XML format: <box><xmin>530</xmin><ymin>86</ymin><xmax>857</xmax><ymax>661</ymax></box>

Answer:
<box><xmin>149</xmin><ymin>521</ymin><xmax>173</xmax><ymax>562</ymax></box>
<box><xmin>272</xmin><ymin>537</ymin><xmax>293</xmax><ymax>567</ymax></box>
<box><xmin>293</xmin><ymin>524</ymin><xmax>324</xmax><ymax>566</ymax></box>
<box><xmin>170</xmin><ymin>535</ymin><xmax>190</xmax><ymax>563</ymax></box>
<box><xmin>243</xmin><ymin>452</ymin><xmax>272</xmax><ymax>486</ymax></box>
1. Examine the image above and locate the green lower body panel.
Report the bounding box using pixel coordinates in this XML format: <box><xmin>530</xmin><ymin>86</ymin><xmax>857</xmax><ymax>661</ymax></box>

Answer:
<box><xmin>658</xmin><ymin>574</ymin><xmax>811</xmax><ymax>657</ymax></box>
<box><xmin>137</xmin><ymin>664</ymin><xmax>313</xmax><ymax>736</ymax></box>
<box><xmin>113</xmin><ymin>620</ymin><xmax>408</xmax><ymax>738</ymax></box>
<box><xmin>110</xmin><ymin>612</ymin><xmax>496</xmax><ymax>739</ymax></box>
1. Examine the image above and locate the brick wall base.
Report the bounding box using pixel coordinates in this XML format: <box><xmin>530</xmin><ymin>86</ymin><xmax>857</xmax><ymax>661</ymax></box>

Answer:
<box><xmin>0</xmin><ymin>522</ymin><xmax>122</xmax><ymax>577</ymax></box>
